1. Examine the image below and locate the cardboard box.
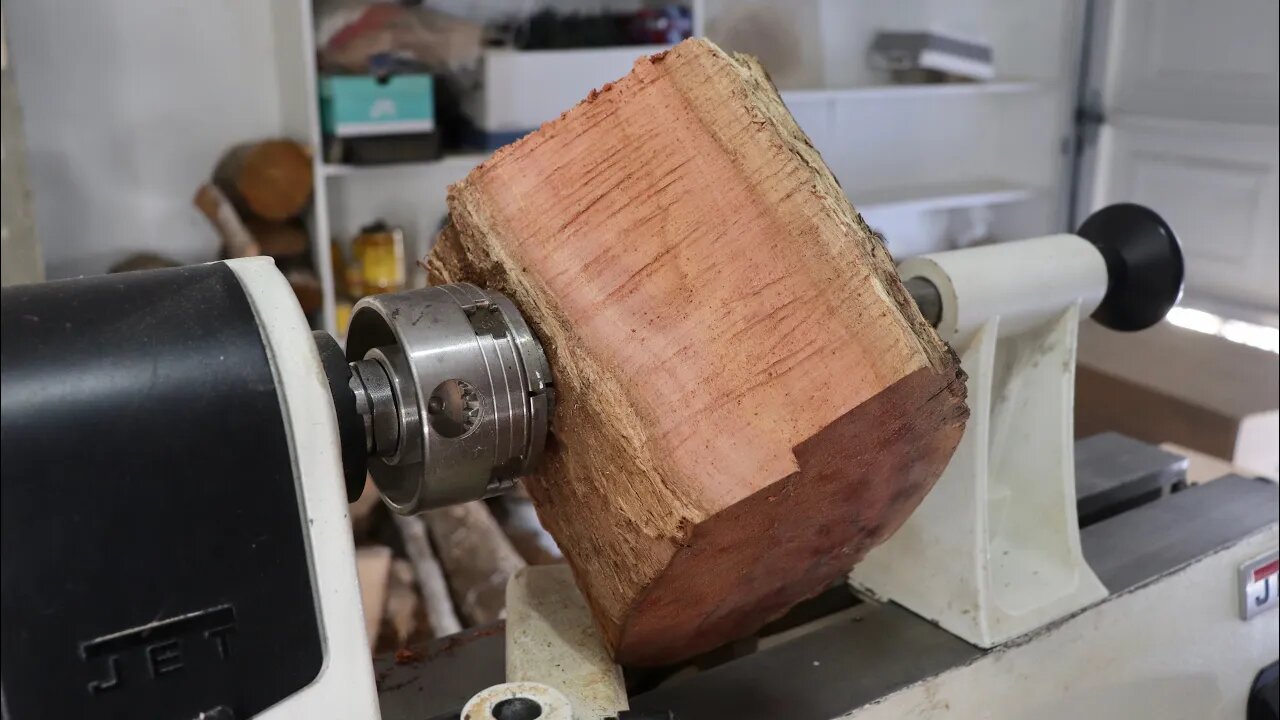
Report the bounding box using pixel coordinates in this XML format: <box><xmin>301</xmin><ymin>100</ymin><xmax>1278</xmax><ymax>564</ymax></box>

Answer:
<box><xmin>320</xmin><ymin>74</ymin><xmax>436</xmax><ymax>138</ymax></box>
<box><xmin>1075</xmin><ymin>320</ymin><xmax>1279</xmax><ymax>479</ymax></box>
<box><xmin>319</xmin><ymin>74</ymin><xmax>440</xmax><ymax>164</ymax></box>
<box><xmin>462</xmin><ymin>45</ymin><xmax>671</xmax><ymax>148</ymax></box>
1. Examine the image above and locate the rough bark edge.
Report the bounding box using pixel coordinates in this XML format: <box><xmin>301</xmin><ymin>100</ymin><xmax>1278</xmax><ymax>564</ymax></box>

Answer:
<box><xmin>429</xmin><ymin>219</ymin><xmax>692</xmax><ymax>649</ymax></box>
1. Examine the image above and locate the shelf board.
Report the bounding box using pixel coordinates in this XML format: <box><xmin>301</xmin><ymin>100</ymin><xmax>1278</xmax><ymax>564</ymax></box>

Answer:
<box><xmin>854</xmin><ymin>180</ymin><xmax>1038</xmax><ymax>215</ymax></box>
<box><xmin>323</xmin><ymin>152</ymin><xmax>490</xmax><ymax>179</ymax></box>
<box><xmin>781</xmin><ymin>79</ymin><xmax>1043</xmax><ymax>104</ymax></box>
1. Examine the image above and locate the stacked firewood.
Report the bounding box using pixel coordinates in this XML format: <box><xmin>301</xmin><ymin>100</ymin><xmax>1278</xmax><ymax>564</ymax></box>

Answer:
<box><xmin>349</xmin><ymin>477</ymin><xmax>562</xmax><ymax>655</ymax></box>
<box><xmin>193</xmin><ymin>139</ymin><xmax>322</xmax><ymax>317</ymax></box>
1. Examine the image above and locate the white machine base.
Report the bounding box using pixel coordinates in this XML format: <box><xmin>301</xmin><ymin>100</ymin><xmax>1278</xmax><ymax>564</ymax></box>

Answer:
<box><xmin>850</xmin><ymin>302</ymin><xmax>1107</xmax><ymax>647</ymax></box>
<box><xmin>229</xmin><ymin>259</ymin><xmax>380</xmax><ymax>720</ymax></box>
<box><xmin>850</xmin><ymin>234</ymin><xmax>1111</xmax><ymax>648</ymax></box>
<box><xmin>849</xmin><ymin>524</ymin><xmax>1278</xmax><ymax>720</ymax></box>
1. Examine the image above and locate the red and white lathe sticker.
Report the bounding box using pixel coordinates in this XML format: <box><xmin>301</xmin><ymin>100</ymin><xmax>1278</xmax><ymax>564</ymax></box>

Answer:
<box><xmin>1240</xmin><ymin>551</ymin><xmax>1279</xmax><ymax>621</ymax></box>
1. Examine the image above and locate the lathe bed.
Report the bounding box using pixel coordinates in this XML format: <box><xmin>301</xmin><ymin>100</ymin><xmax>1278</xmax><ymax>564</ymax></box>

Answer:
<box><xmin>373</xmin><ymin>436</ymin><xmax>1279</xmax><ymax>720</ymax></box>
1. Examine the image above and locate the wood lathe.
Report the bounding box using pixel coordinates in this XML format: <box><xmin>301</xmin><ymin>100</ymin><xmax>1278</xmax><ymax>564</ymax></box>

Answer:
<box><xmin>2</xmin><ymin>39</ymin><xmax>1275</xmax><ymax>720</ymax></box>
<box><xmin>5</xmin><ymin>202</ymin><xmax>1264</xmax><ymax>720</ymax></box>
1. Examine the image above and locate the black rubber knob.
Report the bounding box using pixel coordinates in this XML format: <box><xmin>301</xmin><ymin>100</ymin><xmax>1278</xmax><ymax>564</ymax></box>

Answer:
<box><xmin>1076</xmin><ymin>203</ymin><xmax>1184</xmax><ymax>332</ymax></box>
<box><xmin>313</xmin><ymin>331</ymin><xmax>369</xmax><ymax>503</ymax></box>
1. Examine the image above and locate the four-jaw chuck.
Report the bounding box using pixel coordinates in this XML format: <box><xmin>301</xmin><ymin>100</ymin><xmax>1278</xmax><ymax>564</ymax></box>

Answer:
<box><xmin>337</xmin><ymin>284</ymin><xmax>554</xmax><ymax>514</ymax></box>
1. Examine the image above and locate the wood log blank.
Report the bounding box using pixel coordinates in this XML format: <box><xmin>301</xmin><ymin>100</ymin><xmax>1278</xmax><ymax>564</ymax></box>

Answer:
<box><xmin>213</xmin><ymin>140</ymin><xmax>313</xmax><ymax>221</ymax></box>
<box><xmin>427</xmin><ymin>38</ymin><xmax>968</xmax><ymax>666</ymax></box>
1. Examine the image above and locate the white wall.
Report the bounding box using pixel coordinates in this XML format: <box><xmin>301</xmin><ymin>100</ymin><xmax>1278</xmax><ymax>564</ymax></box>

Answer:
<box><xmin>5</xmin><ymin>0</ymin><xmax>283</xmax><ymax>278</ymax></box>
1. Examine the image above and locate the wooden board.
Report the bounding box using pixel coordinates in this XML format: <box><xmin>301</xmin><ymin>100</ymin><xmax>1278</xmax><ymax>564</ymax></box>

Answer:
<box><xmin>379</xmin><ymin>559</ymin><xmax>421</xmax><ymax>650</ymax></box>
<box><xmin>425</xmin><ymin>501</ymin><xmax>526</xmax><ymax>626</ymax></box>
<box><xmin>427</xmin><ymin>38</ymin><xmax>967</xmax><ymax>665</ymax></box>
<box><xmin>354</xmin><ymin>545</ymin><xmax>393</xmax><ymax>651</ymax></box>
<box><xmin>393</xmin><ymin>513</ymin><xmax>462</xmax><ymax>638</ymax></box>
<box><xmin>1076</xmin><ymin>320</ymin><xmax>1279</xmax><ymax>479</ymax></box>
<box><xmin>349</xmin><ymin>475</ymin><xmax>381</xmax><ymax>542</ymax></box>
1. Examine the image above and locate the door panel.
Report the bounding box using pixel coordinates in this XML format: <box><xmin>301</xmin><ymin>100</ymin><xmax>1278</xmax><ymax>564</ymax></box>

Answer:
<box><xmin>1086</xmin><ymin>0</ymin><xmax>1279</xmax><ymax>315</ymax></box>
<box><xmin>1096</xmin><ymin>117</ymin><xmax>1278</xmax><ymax>309</ymax></box>
<box><xmin>1106</xmin><ymin>0</ymin><xmax>1278</xmax><ymax>125</ymax></box>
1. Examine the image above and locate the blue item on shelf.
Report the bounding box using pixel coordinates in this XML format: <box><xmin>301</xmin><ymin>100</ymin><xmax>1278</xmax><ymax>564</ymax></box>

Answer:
<box><xmin>319</xmin><ymin>72</ymin><xmax>442</xmax><ymax>164</ymax></box>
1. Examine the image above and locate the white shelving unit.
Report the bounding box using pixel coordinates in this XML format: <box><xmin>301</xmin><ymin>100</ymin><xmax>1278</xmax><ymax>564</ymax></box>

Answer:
<box><xmin>856</xmin><ymin>179</ymin><xmax>1038</xmax><ymax>215</ymax></box>
<box><xmin>320</xmin><ymin>153</ymin><xmax>490</xmax><ymax>179</ymax></box>
<box><xmin>704</xmin><ymin>0</ymin><xmax>1081</xmax><ymax>259</ymax></box>
<box><xmin>272</xmin><ymin>0</ymin><xmax>494</xmax><ymax>335</ymax></box>
<box><xmin>274</xmin><ymin>0</ymin><xmax>1081</xmax><ymax>334</ymax></box>
<box><xmin>271</xmin><ymin>0</ymin><xmax>682</xmax><ymax>335</ymax></box>
<box><xmin>272</xmin><ymin>0</ymin><xmax>336</xmax><ymax>334</ymax></box>
<box><xmin>780</xmin><ymin>79</ymin><xmax>1043</xmax><ymax>103</ymax></box>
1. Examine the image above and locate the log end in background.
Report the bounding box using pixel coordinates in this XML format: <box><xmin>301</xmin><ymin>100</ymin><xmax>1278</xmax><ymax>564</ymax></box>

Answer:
<box><xmin>213</xmin><ymin>140</ymin><xmax>314</xmax><ymax>222</ymax></box>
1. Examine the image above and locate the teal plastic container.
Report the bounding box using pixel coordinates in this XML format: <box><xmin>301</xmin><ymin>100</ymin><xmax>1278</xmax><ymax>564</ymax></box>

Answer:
<box><xmin>319</xmin><ymin>74</ymin><xmax>435</xmax><ymax>138</ymax></box>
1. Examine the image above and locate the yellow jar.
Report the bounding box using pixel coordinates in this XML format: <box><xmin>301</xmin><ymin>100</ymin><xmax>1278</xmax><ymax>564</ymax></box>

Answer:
<box><xmin>353</xmin><ymin>221</ymin><xmax>405</xmax><ymax>295</ymax></box>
